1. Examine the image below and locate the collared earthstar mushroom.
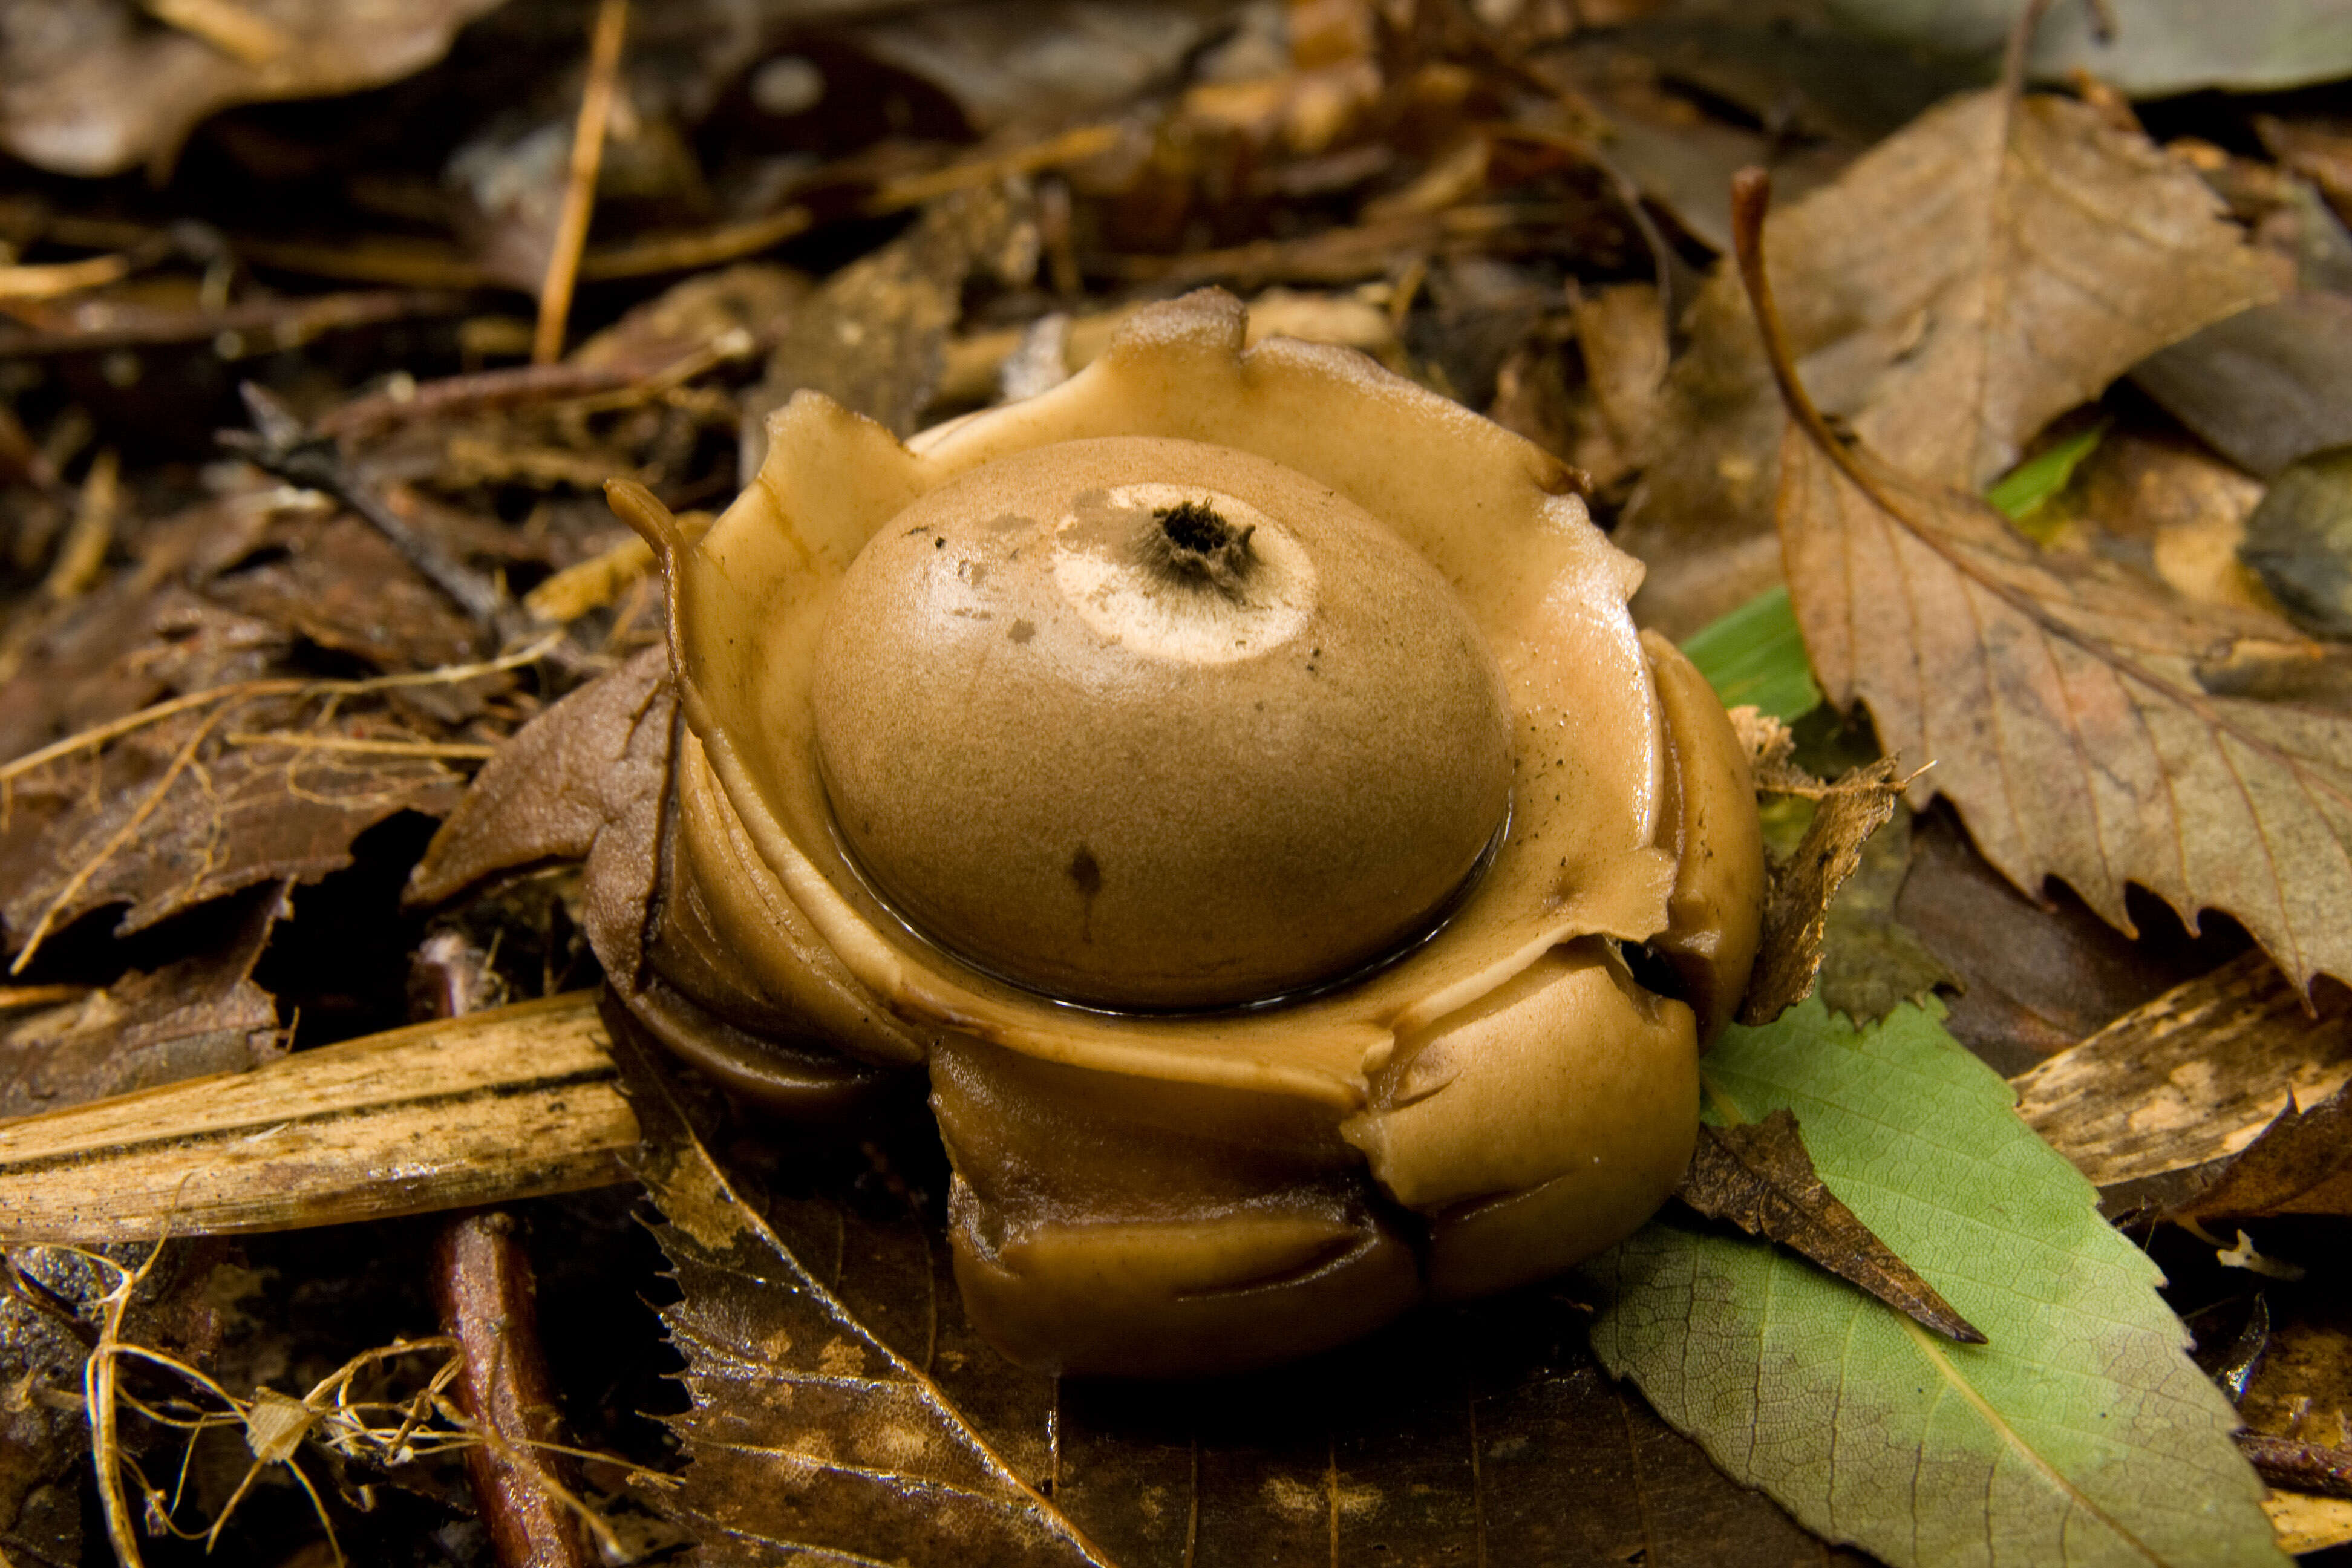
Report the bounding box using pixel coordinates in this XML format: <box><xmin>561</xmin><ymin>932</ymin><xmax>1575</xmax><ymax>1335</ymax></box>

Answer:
<box><xmin>413</xmin><ymin>289</ymin><xmax>1765</xmax><ymax>1377</ymax></box>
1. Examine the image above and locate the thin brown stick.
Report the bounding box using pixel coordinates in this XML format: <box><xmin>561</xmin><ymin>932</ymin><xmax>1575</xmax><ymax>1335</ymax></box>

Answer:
<box><xmin>0</xmin><ymin>635</ymin><xmax>558</xmax><ymax>788</ymax></box>
<box><xmin>224</xmin><ymin>731</ymin><xmax>498</xmax><ymax>760</ymax></box>
<box><xmin>0</xmin><ymin>252</ymin><xmax>137</xmax><ymax>301</ymax></box>
<box><xmin>2239</xmin><ymin>1433</ymin><xmax>2352</xmax><ymax>1500</ymax></box>
<box><xmin>0</xmin><ymin>289</ymin><xmax>457</xmax><ymax>358</ymax></box>
<box><xmin>535</xmin><ymin>0</ymin><xmax>629</xmax><ymax>365</ymax></box>
<box><xmin>433</xmin><ymin>1214</ymin><xmax>592</xmax><ymax>1568</ymax></box>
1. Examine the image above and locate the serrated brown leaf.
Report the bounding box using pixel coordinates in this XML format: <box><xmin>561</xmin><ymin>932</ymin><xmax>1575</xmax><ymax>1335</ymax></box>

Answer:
<box><xmin>0</xmin><ymin>697</ymin><xmax>466</xmax><ymax>954</ymax></box>
<box><xmin>1733</xmin><ymin>97</ymin><xmax>2352</xmax><ymax>998</ymax></box>
<box><xmin>1676</xmin><ymin>1106</ymin><xmax>1984</xmax><ymax>1343</ymax></box>
<box><xmin>1738</xmin><ymin>757</ymin><xmax>1907</xmax><ymax>1025</ymax></box>
<box><xmin>1615</xmin><ymin>88</ymin><xmax>2272</xmax><ymax>638</ymax></box>
<box><xmin>1781</xmin><ymin>407</ymin><xmax>2352</xmax><ymax>996</ymax></box>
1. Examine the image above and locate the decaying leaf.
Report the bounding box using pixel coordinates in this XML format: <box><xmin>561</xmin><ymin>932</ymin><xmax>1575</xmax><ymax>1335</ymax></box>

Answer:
<box><xmin>742</xmin><ymin>185</ymin><xmax>1032</xmax><ymax>472</ymax></box>
<box><xmin>613</xmin><ymin>1008</ymin><xmax>1114</xmax><ymax>1567</ymax></box>
<box><xmin>1587</xmin><ymin>999</ymin><xmax>2283</xmax><ymax>1568</ymax></box>
<box><xmin>1614</xmin><ymin>87</ymin><xmax>2274</xmax><ymax>639</ymax></box>
<box><xmin>0</xmin><ymin>0</ymin><xmax>506</xmax><ymax>178</ymax></box>
<box><xmin>0</xmin><ymin>695</ymin><xmax>468</xmax><ymax>959</ymax></box>
<box><xmin>2243</xmin><ymin>448</ymin><xmax>2352</xmax><ymax>639</ymax></box>
<box><xmin>1727</xmin><ymin>125</ymin><xmax>2352</xmax><ymax>1005</ymax></box>
<box><xmin>2170</xmin><ymin>1077</ymin><xmax>2352</xmax><ymax>1224</ymax></box>
<box><xmin>1812</xmin><ymin>805</ymin><xmax>1955</xmax><ymax>1026</ymax></box>
<box><xmin>1893</xmin><ymin>809</ymin><xmax>2241</xmax><ymax>1075</ymax></box>
<box><xmin>614</xmin><ymin>996</ymin><xmax>1866</xmax><ymax>1566</ymax></box>
<box><xmin>0</xmin><ymin>883</ymin><xmax>283</xmax><ymax>1120</ymax></box>
<box><xmin>2129</xmin><ymin>294</ymin><xmax>2352</xmax><ymax>483</ymax></box>
<box><xmin>1677</xmin><ymin>1107</ymin><xmax>1982</xmax><ymax>1342</ymax></box>
<box><xmin>2013</xmin><ymin>951</ymin><xmax>2352</xmax><ymax>1209</ymax></box>
<box><xmin>1737</xmin><ymin>756</ymin><xmax>1907</xmax><ymax>1025</ymax></box>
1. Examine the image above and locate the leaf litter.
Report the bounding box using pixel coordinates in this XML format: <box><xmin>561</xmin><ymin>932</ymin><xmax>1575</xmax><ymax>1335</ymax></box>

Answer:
<box><xmin>7</xmin><ymin>2</ymin><xmax>2352</xmax><ymax>1562</ymax></box>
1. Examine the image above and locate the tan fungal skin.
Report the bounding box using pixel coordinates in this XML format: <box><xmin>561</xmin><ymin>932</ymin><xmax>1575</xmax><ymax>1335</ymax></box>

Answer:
<box><xmin>417</xmin><ymin>289</ymin><xmax>1766</xmax><ymax>1377</ymax></box>
<box><xmin>813</xmin><ymin>435</ymin><xmax>1513</xmax><ymax>1008</ymax></box>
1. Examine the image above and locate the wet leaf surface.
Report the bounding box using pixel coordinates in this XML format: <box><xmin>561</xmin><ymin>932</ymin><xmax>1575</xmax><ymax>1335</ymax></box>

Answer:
<box><xmin>1588</xmin><ymin>999</ymin><xmax>2282</xmax><ymax>1568</ymax></box>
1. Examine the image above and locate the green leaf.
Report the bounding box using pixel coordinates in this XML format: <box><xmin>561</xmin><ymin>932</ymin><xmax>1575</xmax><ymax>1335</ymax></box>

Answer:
<box><xmin>1681</xmin><ymin>585</ymin><xmax>1823</xmax><ymax>721</ymax></box>
<box><xmin>1584</xmin><ymin>1000</ymin><xmax>2283</xmax><ymax>1568</ymax></box>
<box><xmin>1985</xmin><ymin>417</ymin><xmax>2108</xmax><ymax>532</ymax></box>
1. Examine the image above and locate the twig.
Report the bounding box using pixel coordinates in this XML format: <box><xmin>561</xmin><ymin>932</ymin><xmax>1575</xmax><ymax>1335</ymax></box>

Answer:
<box><xmin>0</xmin><ymin>252</ymin><xmax>137</xmax><ymax>301</ymax></box>
<box><xmin>433</xmin><ymin>1214</ymin><xmax>595</xmax><ymax>1568</ymax></box>
<box><xmin>0</xmin><ymin>983</ymin><xmax>89</xmax><ymax>1012</ymax></box>
<box><xmin>318</xmin><ymin>359</ymin><xmax>654</xmax><ymax>440</ymax></box>
<box><xmin>0</xmin><ymin>635</ymin><xmax>558</xmax><ymax>789</ymax></box>
<box><xmin>224</xmin><ymin>732</ymin><xmax>500</xmax><ymax>760</ymax></box>
<box><xmin>222</xmin><ymin>384</ymin><xmax>518</xmax><ymax>640</ymax></box>
<box><xmin>535</xmin><ymin>0</ymin><xmax>630</xmax><ymax>365</ymax></box>
<box><xmin>0</xmin><ymin>288</ymin><xmax>459</xmax><ymax>358</ymax></box>
<box><xmin>41</xmin><ymin>447</ymin><xmax>116</xmax><ymax>601</ymax></box>
<box><xmin>2238</xmin><ymin>1432</ymin><xmax>2352</xmax><ymax>1500</ymax></box>
<box><xmin>142</xmin><ymin>0</ymin><xmax>290</xmax><ymax>65</ymax></box>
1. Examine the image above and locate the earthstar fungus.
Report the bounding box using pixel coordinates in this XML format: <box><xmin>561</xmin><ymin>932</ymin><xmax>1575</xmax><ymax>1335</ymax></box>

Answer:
<box><xmin>413</xmin><ymin>289</ymin><xmax>1765</xmax><ymax>1376</ymax></box>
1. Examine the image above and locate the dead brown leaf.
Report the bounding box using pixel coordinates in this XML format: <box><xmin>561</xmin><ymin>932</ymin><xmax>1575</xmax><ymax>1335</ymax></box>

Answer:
<box><xmin>742</xmin><ymin>185</ymin><xmax>1031</xmax><ymax>472</ymax></box>
<box><xmin>1724</xmin><ymin>114</ymin><xmax>2352</xmax><ymax>1005</ymax></box>
<box><xmin>1737</xmin><ymin>756</ymin><xmax>1907</xmax><ymax>1026</ymax></box>
<box><xmin>612</xmin><ymin>1011</ymin><xmax>1114</xmax><ymax>1568</ymax></box>
<box><xmin>0</xmin><ymin>696</ymin><xmax>466</xmax><ymax>958</ymax></box>
<box><xmin>1676</xmin><ymin>1108</ymin><xmax>1983</xmax><ymax>1343</ymax></box>
<box><xmin>2129</xmin><ymin>293</ymin><xmax>2352</xmax><ymax>483</ymax></box>
<box><xmin>0</xmin><ymin>0</ymin><xmax>505</xmax><ymax>178</ymax></box>
<box><xmin>615</xmin><ymin>1002</ymin><xmax>1867</xmax><ymax>1567</ymax></box>
<box><xmin>0</xmin><ymin>884</ymin><xmax>283</xmax><ymax>1121</ymax></box>
<box><xmin>2013</xmin><ymin>952</ymin><xmax>2352</xmax><ymax>1207</ymax></box>
<box><xmin>1613</xmin><ymin>87</ymin><xmax>2275</xmax><ymax>639</ymax></box>
<box><xmin>2170</xmin><ymin>1077</ymin><xmax>2352</xmax><ymax>1223</ymax></box>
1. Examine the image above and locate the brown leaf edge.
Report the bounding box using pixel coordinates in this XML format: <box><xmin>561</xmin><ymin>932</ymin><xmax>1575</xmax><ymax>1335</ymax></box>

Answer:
<box><xmin>1737</xmin><ymin>756</ymin><xmax>1910</xmax><ymax>1026</ymax></box>
<box><xmin>2166</xmin><ymin>1076</ymin><xmax>2352</xmax><ymax>1223</ymax></box>
<box><xmin>1733</xmin><ymin>145</ymin><xmax>2352</xmax><ymax>1010</ymax></box>
<box><xmin>1674</xmin><ymin>1106</ymin><xmax>1986</xmax><ymax>1344</ymax></box>
<box><xmin>602</xmin><ymin>996</ymin><xmax>1114</xmax><ymax>1568</ymax></box>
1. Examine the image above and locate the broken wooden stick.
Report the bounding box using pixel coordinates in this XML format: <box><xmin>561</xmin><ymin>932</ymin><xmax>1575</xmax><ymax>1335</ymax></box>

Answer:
<box><xmin>0</xmin><ymin>991</ymin><xmax>637</xmax><ymax>1241</ymax></box>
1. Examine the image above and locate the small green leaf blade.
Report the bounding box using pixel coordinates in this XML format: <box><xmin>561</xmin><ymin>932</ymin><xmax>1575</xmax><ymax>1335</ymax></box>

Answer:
<box><xmin>1681</xmin><ymin>584</ymin><xmax>1824</xmax><ymax>720</ymax></box>
<box><xmin>1586</xmin><ymin>1000</ymin><xmax>2282</xmax><ymax>1567</ymax></box>
<box><xmin>1985</xmin><ymin>417</ymin><xmax>2108</xmax><ymax>534</ymax></box>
